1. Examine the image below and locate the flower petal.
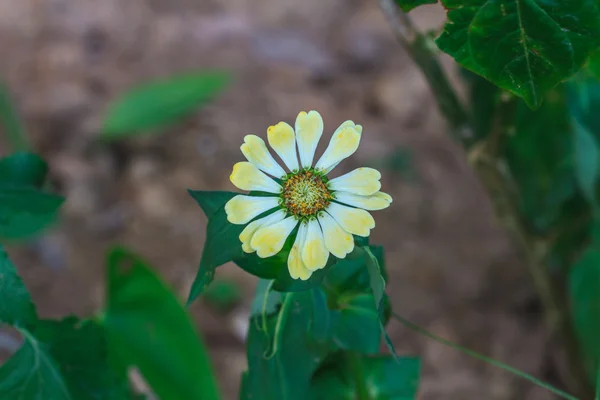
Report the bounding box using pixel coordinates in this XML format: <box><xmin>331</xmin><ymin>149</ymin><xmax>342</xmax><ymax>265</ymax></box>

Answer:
<box><xmin>328</xmin><ymin>167</ymin><xmax>381</xmax><ymax>196</ymax></box>
<box><xmin>315</xmin><ymin>121</ymin><xmax>362</xmax><ymax>173</ymax></box>
<box><xmin>326</xmin><ymin>202</ymin><xmax>375</xmax><ymax>237</ymax></box>
<box><xmin>239</xmin><ymin>210</ymin><xmax>287</xmax><ymax>253</ymax></box>
<box><xmin>225</xmin><ymin>195</ymin><xmax>280</xmax><ymax>225</ymax></box>
<box><xmin>288</xmin><ymin>222</ymin><xmax>313</xmax><ymax>280</ymax></box>
<box><xmin>241</xmin><ymin>135</ymin><xmax>286</xmax><ymax>177</ymax></box>
<box><xmin>301</xmin><ymin>219</ymin><xmax>329</xmax><ymax>271</ymax></box>
<box><xmin>374</xmin><ymin>191</ymin><xmax>393</xmax><ymax>203</ymax></box>
<box><xmin>334</xmin><ymin>191</ymin><xmax>391</xmax><ymax>211</ymax></box>
<box><xmin>267</xmin><ymin>122</ymin><xmax>300</xmax><ymax>172</ymax></box>
<box><xmin>318</xmin><ymin>212</ymin><xmax>354</xmax><ymax>258</ymax></box>
<box><xmin>230</xmin><ymin>162</ymin><xmax>282</xmax><ymax>193</ymax></box>
<box><xmin>295</xmin><ymin>110</ymin><xmax>324</xmax><ymax>168</ymax></box>
<box><xmin>251</xmin><ymin>216</ymin><xmax>298</xmax><ymax>258</ymax></box>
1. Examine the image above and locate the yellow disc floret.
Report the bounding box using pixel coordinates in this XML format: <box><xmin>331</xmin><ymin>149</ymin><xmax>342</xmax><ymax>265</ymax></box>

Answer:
<box><xmin>281</xmin><ymin>169</ymin><xmax>333</xmax><ymax>219</ymax></box>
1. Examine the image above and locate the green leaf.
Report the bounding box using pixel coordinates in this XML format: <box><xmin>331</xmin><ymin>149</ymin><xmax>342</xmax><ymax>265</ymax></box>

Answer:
<box><xmin>0</xmin><ymin>153</ymin><xmax>48</xmax><ymax>188</ymax></box>
<box><xmin>504</xmin><ymin>91</ymin><xmax>575</xmax><ymax>232</ymax></box>
<box><xmin>570</xmin><ymin>247</ymin><xmax>600</xmax><ymax>379</ymax></box>
<box><xmin>103</xmin><ymin>247</ymin><xmax>220</xmax><ymax>400</ymax></box>
<box><xmin>188</xmin><ymin>190</ymin><xmax>236</xmax><ymax>219</ymax></box>
<box><xmin>241</xmin><ymin>292</ymin><xmax>328</xmax><ymax>400</ymax></box>
<box><xmin>0</xmin><ymin>185</ymin><xmax>64</xmax><ymax>240</ymax></box>
<box><xmin>202</xmin><ymin>279</ymin><xmax>242</xmax><ymax>312</ymax></box>
<box><xmin>0</xmin><ymin>83</ymin><xmax>29</xmax><ymax>151</ymax></box>
<box><xmin>394</xmin><ymin>0</ymin><xmax>436</xmax><ymax>12</ymax></box>
<box><xmin>0</xmin><ymin>244</ymin><xmax>37</xmax><ymax>327</ymax></box>
<box><xmin>0</xmin><ymin>329</ymin><xmax>71</xmax><ymax>400</ymax></box>
<box><xmin>436</xmin><ymin>0</ymin><xmax>600</xmax><ymax>109</ymax></box>
<box><xmin>573</xmin><ymin>119</ymin><xmax>600</xmax><ymax>204</ymax></box>
<box><xmin>329</xmin><ymin>293</ymin><xmax>380</xmax><ymax>354</ymax></box>
<box><xmin>310</xmin><ymin>354</ymin><xmax>421</xmax><ymax>400</ymax></box>
<box><xmin>0</xmin><ymin>318</ymin><xmax>130</xmax><ymax>400</ymax></box>
<box><xmin>101</xmin><ymin>71</ymin><xmax>229</xmax><ymax>140</ymax></box>
<box><xmin>32</xmin><ymin>317</ymin><xmax>131</xmax><ymax>400</ymax></box>
<box><xmin>587</xmin><ymin>49</ymin><xmax>600</xmax><ymax>81</ymax></box>
<box><xmin>188</xmin><ymin>199</ymin><xmax>245</xmax><ymax>305</ymax></box>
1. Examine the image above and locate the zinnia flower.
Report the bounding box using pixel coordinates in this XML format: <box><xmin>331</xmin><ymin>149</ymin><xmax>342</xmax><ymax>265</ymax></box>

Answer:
<box><xmin>225</xmin><ymin>110</ymin><xmax>391</xmax><ymax>280</ymax></box>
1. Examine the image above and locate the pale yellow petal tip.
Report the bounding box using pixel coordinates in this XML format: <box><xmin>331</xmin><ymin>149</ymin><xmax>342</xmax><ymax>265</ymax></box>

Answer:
<box><xmin>374</xmin><ymin>191</ymin><xmax>393</xmax><ymax>206</ymax></box>
<box><xmin>242</xmin><ymin>242</ymin><xmax>255</xmax><ymax>253</ymax></box>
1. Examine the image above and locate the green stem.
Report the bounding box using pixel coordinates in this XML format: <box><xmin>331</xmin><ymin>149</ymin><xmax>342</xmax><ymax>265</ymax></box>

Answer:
<box><xmin>264</xmin><ymin>293</ymin><xmax>293</xmax><ymax>359</ymax></box>
<box><xmin>392</xmin><ymin>312</ymin><xmax>579</xmax><ymax>400</ymax></box>
<box><xmin>346</xmin><ymin>352</ymin><xmax>371</xmax><ymax>400</ymax></box>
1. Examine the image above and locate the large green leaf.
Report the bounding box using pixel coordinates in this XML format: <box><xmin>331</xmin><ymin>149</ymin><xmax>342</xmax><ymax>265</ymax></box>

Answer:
<box><xmin>101</xmin><ymin>71</ymin><xmax>229</xmax><ymax>140</ymax></box>
<box><xmin>394</xmin><ymin>0</ymin><xmax>436</xmax><ymax>12</ymax></box>
<box><xmin>0</xmin><ymin>83</ymin><xmax>29</xmax><ymax>151</ymax></box>
<box><xmin>241</xmin><ymin>291</ymin><xmax>329</xmax><ymax>400</ymax></box>
<box><xmin>569</xmin><ymin>247</ymin><xmax>600</xmax><ymax>379</ymax></box>
<box><xmin>0</xmin><ymin>153</ymin><xmax>48</xmax><ymax>188</ymax></box>
<box><xmin>436</xmin><ymin>0</ymin><xmax>600</xmax><ymax>109</ymax></box>
<box><xmin>0</xmin><ymin>318</ymin><xmax>130</xmax><ymax>400</ymax></box>
<box><xmin>0</xmin><ymin>330</ymin><xmax>71</xmax><ymax>400</ymax></box>
<box><xmin>504</xmin><ymin>90</ymin><xmax>576</xmax><ymax>232</ymax></box>
<box><xmin>103</xmin><ymin>247</ymin><xmax>220</xmax><ymax>400</ymax></box>
<box><xmin>328</xmin><ymin>293</ymin><xmax>380</xmax><ymax>354</ymax></box>
<box><xmin>0</xmin><ymin>244</ymin><xmax>37</xmax><ymax>327</ymax></box>
<box><xmin>310</xmin><ymin>354</ymin><xmax>421</xmax><ymax>400</ymax></box>
<box><xmin>0</xmin><ymin>185</ymin><xmax>64</xmax><ymax>240</ymax></box>
<box><xmin>32</xmin><ymin>318</ymin><xmax>130</xmax><ymax>400</ymax></box>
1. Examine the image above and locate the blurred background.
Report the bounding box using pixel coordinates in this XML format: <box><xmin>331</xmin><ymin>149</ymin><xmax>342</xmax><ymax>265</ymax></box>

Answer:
<box><xmin>0</xmin><ymin>0</ymin><xmax>552</xmax><ymax>398</ymax></box>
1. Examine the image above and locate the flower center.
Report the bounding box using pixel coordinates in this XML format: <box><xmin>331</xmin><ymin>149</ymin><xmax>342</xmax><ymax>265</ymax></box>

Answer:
<box><xmin>281</xmin><ymin>170</ymin><xmax>333</xmax><ymax>219</ymax></box>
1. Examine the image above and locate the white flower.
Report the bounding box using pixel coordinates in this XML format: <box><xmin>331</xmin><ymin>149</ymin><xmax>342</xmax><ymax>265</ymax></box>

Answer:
<box><xmin>225</xmin><ymin>110</ymin><xmax>392</xmax><ymax>280</ymax></box>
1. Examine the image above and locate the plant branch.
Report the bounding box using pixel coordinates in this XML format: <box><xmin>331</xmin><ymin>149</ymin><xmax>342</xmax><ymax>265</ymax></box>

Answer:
<box><xmin>379</xmin><ymin>0</ymin><xmax>591</xmax><ymax>395</ymax></box>
<box><xmin>392</xmin><ymin>313</ymin><xmax>579</xmax><ymax>400</ymax></box>
<box><xmin>378</xmin><ymin>0</ymin><xmax>470</xmax><ymax>142</ymax></box>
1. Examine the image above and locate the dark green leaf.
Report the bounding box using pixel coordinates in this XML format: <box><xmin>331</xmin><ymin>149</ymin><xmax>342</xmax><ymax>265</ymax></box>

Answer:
<box><xmin>241</xmin><ymin>292</ymin><xmax>328</xmax><ymax>400</ymax></box>
<box><xmin>102</xmin><ymin>71</ymin><xmax>229</xmax><ymax>140</ymax></box>
<box><xmin>188</xmin><ymin>202</ymin><xmax>245</xmax><ymax>305</ymax></box>
<box><xmin>587</xmin><ymin>49</ymin><xmax>600</xmax><ymax>81</ymax></box>
<box><xmin>0</xmin><ymin>153</ymin><xmax>48</xmax><ymax>188</ymax></box>
<box><xmin>32</xmin><ymin>317</ymin><xmax>131</xmax><ymax>400</ymax></box>
<box><xmin>0</xmin><ymin>329</ymin><xmax>71</xmax><ymax>400</ymax></box>
<box><xmin>0</xmin><ymin>244</ymin><xmax>36</xmax><ymax>327</ymax></box>
<box><xmin>0</xmin><ymin>83</ymin><xmax>29</xmax><ymax>151</ymax></box>
<box><xmin>202</xmin><ymin>279</ymin><xmax>242</xmax><ymax>312</ymax></box>
<box><xmin>573</xmin><ymin>119</ymin><xmax>599</xmax><ymax>204</ymax></box>
<box><xmin>188</xmin><ymin>190</ymin><xmax>236</xmax><ymax>220</ymax></box>
<box><xmin>504</xmin><ymin>90</ymin><xmax>575</xmax><ymax>232</ymax></box>
<box><xmin>394</xmin><ymin>0</ymin><xmax>436</xmax><ymax>12</ymax></box>
<box><xmin>103</xmin><ymin>247</ymin><xmax>220</xmax><ymax>400</ymax></box>
<box><xmin>330</xmin><ymin>294</ymin><xmax>380</xmax><ymax>354</ymax></box>
<box><xmin>436</xmin><ymin>0</ymin><xmax>600</xmax><ymax>109</ymax></box>
<box><xmin>0</xmin><ymin>185</ymin><xmax>64</xmax><ymax>240</ymax></box>
<box><xmin>310</xmin><ymin>354</ymin><xmax>421</xmax><ymax>400</ymax></box>
<box><xmin>570</xmin><ymin>247</ymin><xmax>600</xmax><ymax>379</ymax></box>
